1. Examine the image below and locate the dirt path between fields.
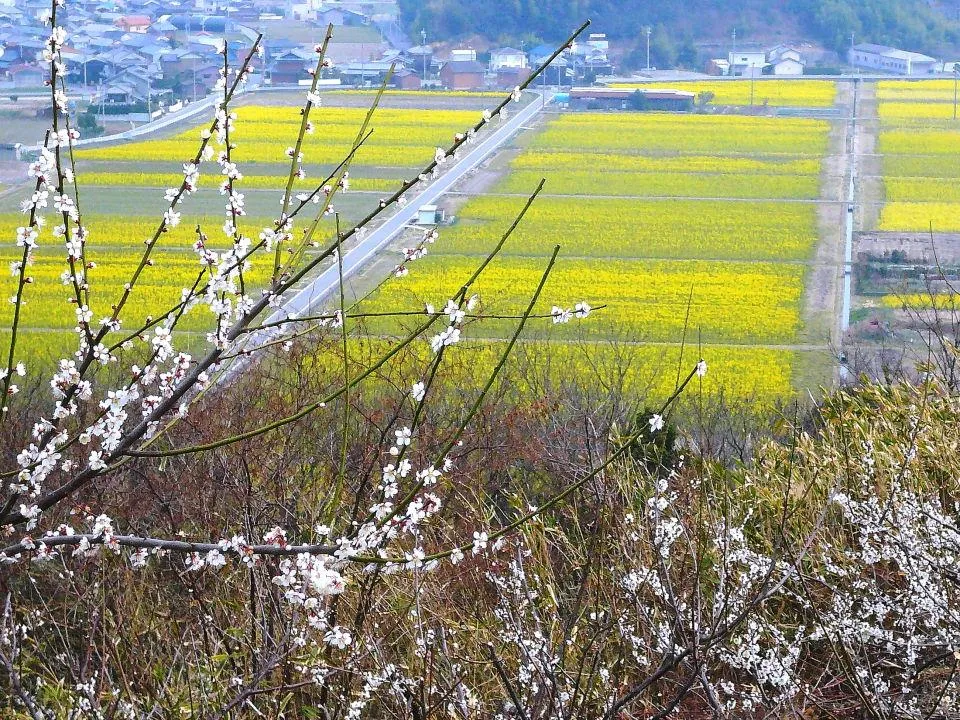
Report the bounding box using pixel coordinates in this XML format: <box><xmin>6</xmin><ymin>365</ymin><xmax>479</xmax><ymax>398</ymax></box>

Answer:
<box><xmin>802</xmin><ymin>82</ymin><xmax>848</xmax><ymax>349</ymax></box>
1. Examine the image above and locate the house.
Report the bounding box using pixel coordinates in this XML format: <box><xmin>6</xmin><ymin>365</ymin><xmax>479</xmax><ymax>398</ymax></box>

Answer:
<box><xmin>728</xmin><ymin>50</ymin><xmax>767</xmax><ymax>77</ymax></box>
<box><xmin>849</xmin><ymin>43</ymin><xmax>937</xmax><ymax>76</ymax></box>
<box><xmin>115</xmin><ymin>14</ymin><xmax>152</xmax><ymax>32</ymax></box>
<box><xmin>338</xmin><ymin>60</ymin><xmax>393</xmax><ymax>86</ymax></box>
<box><xmin>268</xmin><ymin>48</ymin><xmax>312</xmax><ymax>84</ymax></box>
<box><xmin>766</xmin><ymin>45</ymin><xmax>804</xmax><ymax>76</ymax></box>
<box><xmin>705</xmin><ymin>58</ymin><xmax>730</xmax><ymax>76</ymax></box>
<box><xmin>490</xmin><ymin>47</ymin><xmax>527</xmax><ymax>72</ymax></box>
<box><xmin>403</xmin><ymin>44</ymin><xmax>432</xmax><ymax>77</ymax></box>
<box><xmin>181</xmin><ymin>61</ymin><xmax>220</xmax><ymax>99</ymax></box>
<box><xmin>391</xmin><ymin>67</ymin><xmax>420</xmax><ymax>90</ymax></box>
<box><xmin>316</xmin><ymin>7</ymin><xmax>367</xmax><ymax>26</ymax></box>
<box><xmin>495</xmin><ymin>66</ymin><xmax>530</xmax><ymax>89</ymax></box>
<box><xmin>569</xmin><ymin>33</ymin><xmax>613</xmax><ymax>82</ymax></box>
<box><xmin>7</xmin><ymin>64</ymin><xmax>44</xmax><ymax>87</ymax></box>
<box><xmin>529</xmin><ymin>43</ymin><xmax>569</xmax><ymax>84</ymax></box>
<box><xmin>439</xmin><ymin>60</ymin><xmax>484</xmax><ymax>90</ymax></box>
<box><xmin>324</xmin><ymin>41</ymin><xmax>388</xmax><ymax>64</ymax></box>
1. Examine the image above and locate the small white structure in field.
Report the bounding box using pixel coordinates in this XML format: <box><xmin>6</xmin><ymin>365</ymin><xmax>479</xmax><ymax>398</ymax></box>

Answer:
<box><xmin>417</xmin><ymin>205</ymin><xmax>444</xmax><ymax>225</ymax></box>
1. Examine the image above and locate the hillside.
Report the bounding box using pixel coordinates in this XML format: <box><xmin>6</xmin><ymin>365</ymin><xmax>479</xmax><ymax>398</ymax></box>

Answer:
<box><xmin>399</xmin><ymin>0</ymin><xmax>960</xmax><ymax>68</ymax></box>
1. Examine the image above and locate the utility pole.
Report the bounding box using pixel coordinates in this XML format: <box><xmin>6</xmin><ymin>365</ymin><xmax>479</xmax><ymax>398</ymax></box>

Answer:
<box><xmin>420</xmin><ymin>28</ymin><xmax>426</xmax><ymax>83</ymax></box>
<box><xmin>954</xmin><ymin>65</ymin><xmax>958</xmax><ymax>120</ymax></box>
<box><xmin>645</xmin><ymin>26</ymin><xmax>651</xmax><ymax>70</ymax></box>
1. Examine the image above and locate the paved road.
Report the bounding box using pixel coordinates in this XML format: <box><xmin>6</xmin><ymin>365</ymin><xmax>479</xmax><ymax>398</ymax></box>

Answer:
<box><xmin>267</xmin><ymin>93</ymin><xmax>547</xmax><ymax>324</ymax></box>
<box><xmin>72</xmin><ymin>93</ymin><xmax>223</xmax><ymax>148</ymax></box>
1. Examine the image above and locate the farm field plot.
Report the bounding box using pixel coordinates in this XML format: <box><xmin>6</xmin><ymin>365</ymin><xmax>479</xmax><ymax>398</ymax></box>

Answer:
<box><xmin>529</xmin><ymin>113</ymin><xmax>830</xmax><ymax>155</ymax></box>
<box><xmin>357</xmin><ymin>109</ymin><xmax>834</xmax><ymax>400</ymax></box>
<box><xmin>361</xmin><ymin>255</ymin><xmax>804</xmax><ymax>344</ymax></box>
<box><xmin>877</xmin><ymin>80</ymin><xmax>960</xmax><ymax>102</ymax></box>
<box><xmin>499</xmin><ymin>168</ymin><xmax>819</xmax><ymax>199</ymax></box>
<box><xmin>332</xmin><ymin>337</ymin><xmax>799</xmax><ymax>402</ymax></box>
<box><xmin>0</xmin><ymin>217</ymin><xmax>275</xmax><ymax>340</ymax></box>
<box><xmin>609</xmin><ymin>80</ymin><xmax>837</xmax><ymax>107</ymax></box>
<box><xmin>76</xmin><ymin>171</ymin><xmax>399</xmax><ymax>193</ymax></box>
<box><xmin>875</xmin><ymin>82</ymin><xmax>960</xmax><ymax>231</ymax></box>
<box><xmin>435</xmin><ymin>196</ymin><xmax>818</xmax><ymax>260</ymax></box>
<box><xmin>74</xmin><ymin>106</ymin><xmax>480</xmax><ymax>167</ymax></box>
<box><xmin>2</xmin><ymin>100</ymin><xmax>490</xmax><ymax>358</ymax></box>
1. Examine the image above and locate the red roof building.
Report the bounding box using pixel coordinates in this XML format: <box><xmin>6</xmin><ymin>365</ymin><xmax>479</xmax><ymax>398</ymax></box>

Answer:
<box><xmin>115</xmin><ymin>15</ymin><xmax>151</xmax><ymax>33</ymax></box>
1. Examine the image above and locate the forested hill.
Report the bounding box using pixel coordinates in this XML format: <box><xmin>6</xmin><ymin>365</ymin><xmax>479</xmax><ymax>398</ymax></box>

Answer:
<box><xmin>400</xmin><ymin>0</ymin><xmax>960</xmax><ymax>65</ymax></box>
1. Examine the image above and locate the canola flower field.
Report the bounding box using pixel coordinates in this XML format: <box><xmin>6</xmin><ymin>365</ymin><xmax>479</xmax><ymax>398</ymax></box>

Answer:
<box><xmin>609</xmin><ymin>80</ymin><xmax>837</xmax><ymax>107</ymax></box>
<box><xmin>435</xmin><ymin>196</ymin><xmax>818</xmax><ymax>261</ymax></box>
<box><xmin>325</xmin><ymin>336</ymin><xmax>798</xmax><ymax>404</ymax></box>
<box><xmin>528</xmin><ymin>113</ymin><xmax>830</xmax><ymax>155</ymax></box>
<box><xmin>4</xmin><ymin>98</ymin><xmax>835</xmax><ymax>401</ymax></box>
<box><xmin>876</xmin><ymin>81</ymin><xmax>960</xmax><ymax>231</ymax></box>
<box><xmin>358</xmin><ymin>110</ymin><xmax>833</xmax><ymax>400</ymax></box>
<box><xmin>0</xmin><ymin>220</ymin><xmax>274</xmax><ymax>337</ymax></box>
<box><xmin>74</xmin><ymin>106</ymin><xmax>478</xmax><ymax>167</ymax></box>
<box><xmin>76</xmin><ymin>171</ymin><xmax>399</xmax><ymax>193</ymax></box>
<box><xmin>1</xmin><ymin>104</ymin><xmax>475</xmax><ymax>354</ymax></box>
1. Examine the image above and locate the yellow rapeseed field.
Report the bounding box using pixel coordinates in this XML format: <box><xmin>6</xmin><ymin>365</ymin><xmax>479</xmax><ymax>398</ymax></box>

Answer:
<box><xmin>878</xmin><ymin>202</ymin><xmax>960</xmax><ymax>232</ymax></box>
<box><xmin>360</xmin><ymin>255</ymin><xmax>804</xmax><ymax>344</ymax></box>
<box><xmin>880</xmin><ymin>293</ymin><xmax>959</xmax><ymax>310</ymax></box>
<box><xmin>884</xmin><ymin>178</ymin><xmax>960</xmax><ymax>203</ymax></box>
<box><xmin>77</xmin><ymin>171</ymin><xmax>397</xmax><ymax>193</ymax></box>
<box><xmin>500</xmin><ymin>169</ymin><xmax>819</xmax><ymax>199</ymax></box>
<box><xmin>512</xmin><ymin>151</ymin><xmax>822</xmax><ymax>175</ymax></box>
<box><xmin>75</xmin><ymin>106</ymin><xmax>482</xmax><ymax>166</ymax></box>
<box><xmin>530</xmin><ymin>113</ymin><xmax>830</xmax><ymax>155</ymax></box>
<box><xmin>609</xmin><ymin>80</ymin><xmax>837</xmax><ymax>107</ymax></box>
<box><xmin>327</xmin><ymin>337</ymin><xmax>798</xmax><ymax>401</ymax></box>
<box><xmin>878</xmin><ymin>86</ymin><xmax>960</xmax><ymax>229</ymax></box>
<box><xmin>879</xmin><ymin>129</ymin><xmax>960</xmax><ymax>155</ymax></box>
<box><xmin>877</xmin><ymin>80</ymin><xmax>960</xmax><ymax>102</ymax></box>
<box><xmin>434</xmin><ymin>196</ymin><xmax>818</xmax><ymax>261</ymax></box>
<box><xmin>0</xmin><ymin>247</ymin><xmax>272</xmax><ymax>333</ymax></box>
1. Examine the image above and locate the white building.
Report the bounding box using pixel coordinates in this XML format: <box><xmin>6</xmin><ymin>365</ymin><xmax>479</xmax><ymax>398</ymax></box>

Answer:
<box><xmin>767</xmin><ymin>46</ymin><xmax>805</xmax><ymax>76</ymax></box>
<box><xmin>728</xmin><ymin>50</ymin><xmax>767</xmax><ymax>77</ymax></box>
<box><xmin>490</xmin><ymin>47</ymin><xmax>528</xmax><ymax>72</ymax></box>
<box><xmin>450</xmin><ymin>48</ymin><xmax>477</xmax><ymax>62</ymax></box>
<box><xmin>849</xmin><ymin>43</ymin><xmax>937</xmax><ymax>76</ymax></box>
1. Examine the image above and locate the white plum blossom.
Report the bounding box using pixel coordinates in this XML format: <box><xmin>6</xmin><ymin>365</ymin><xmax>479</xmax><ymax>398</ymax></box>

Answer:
<box><xmin>411</xmin><ymin>382</ymin><xmax>426</xmax><ymax>403</ymax></box>
<box><xmin>324</xmin><ymin>626</ymin><xmax>352</xmax><ymax>649</ymax></box>
<box><xmin>472</xmin><ymin>531</ymin><xmax>488</xmax><ymax>555</ymax></box>
<box><xmin>648</xmin><ymin>414</ymin><xmax>665</xmax><ymax>433</ymax></box>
